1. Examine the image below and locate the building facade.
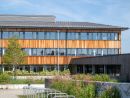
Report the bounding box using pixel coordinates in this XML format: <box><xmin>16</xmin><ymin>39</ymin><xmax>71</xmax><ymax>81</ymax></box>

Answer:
<box><xmin>0</xmin><ymin>15</ymin><xmax>128</xmax><ymax>72</ymax></box>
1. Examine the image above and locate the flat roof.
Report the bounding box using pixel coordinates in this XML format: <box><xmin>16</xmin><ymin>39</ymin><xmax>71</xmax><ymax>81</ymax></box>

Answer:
<box><xmin>0</xmin><ymin>15</ymin><xmax>128</xmax><ymax>30</ymax></box>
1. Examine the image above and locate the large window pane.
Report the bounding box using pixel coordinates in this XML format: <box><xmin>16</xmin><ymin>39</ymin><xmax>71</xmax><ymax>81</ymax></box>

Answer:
<box><xmin>67</xmin><ymin>49</ymin><xmax>76</xmax><ymax>56</ymax></box>
<box><xmin>59</xmin><ymin>49</ymin><xmax>66</xmax><ymax>55</ymax></box>
<box><xmin>0</xmin><ymin>32</ymin><xmax>2</xmax><ymax>39</ymax></box>
<box><xmin>38</xmin><ymin>32</ymin><xmax>44</xmax><ymax>39</ymax></box>
<box><xmin>102</xmin><ymin>33</ymin><xmax>107</xmax><ymax>40</ymax></box>
<box><xmin>3</xmin><ymin>32</ymin><xmax>8</xmax><ymax>39</ymax></box>
<box><xmin>67</xmin><ymin>32</ymin><xmax>75</xmax><ymax>40</ymax></box>
<box><xmin>59</xmin><ymin>32</ymin><xmax>66</xmax><ymax>40</ymax></box>
<box><xmin>102</xmin><ymin>49</ymin><xmax>107</xmax><ymax>55</ymax></box>
<box><xmin>32</xmin><ymin>32</ymin><xmax>37</xmax><ymax>39</ymax></box>
<box><xmin>19</xmin><ymin>32</ymin><xmax>24</xmax><ymax>39</ymax></box>
<box><xmin>97</xmin><ymin>33</ymin><xmax>102</xmax><ymax>40</ymax></box>
<box><xmin>25</xmin><ymin>32</ymin><xmax>33</xmax><ymax>39</ymax></box>
<box><xmin>88</xmin><ymin>33</ymin><xmax>93</xmax><ymax>40</ymax></box>
<box><xmin>81</xmin><ymin>33</ymin><xmax>87</xmax><ymax>40</ymax></box>
<box><xmin>24</xmin><ymin>48</ymin><xmax>31</xmax><ymax>56</ymax></box>
<box><xmin>50</xmin><ymin>32</ymin><xmax>57</xmax><ymax>40</ymax></box>
<box><xmin>37</xmin><ymin>49</ymin><xmax>44</xmax><ymax>56</ymax></box>
<box><xmin>115</xmin><ymin>33</ymin><xmax>118</xmax><ymax>40</ymax></box>
<box><xmin>46</xmin><ymin>32</ymin><xmax>50</xmax><ymax>39</ymax></box>
<box><xmin>32</xmin><ymin>49</ymin><xmax>37</xmax><ymax>56</ymax></box>
<box><xmin>0</xmin><ymin>48</ymin><xmax>2</xmax><ymax>56</ymax></box>
<box><xmin>93</xmin><ymin>33</ymin><xmax>97</xmax><ymax>40</ymax></box>
<box><xmin>107</xmin><ymin>33</ymin><xmax>111</xmax><ymax>40</ymax></box>
<box><xmin>111</xmin><ymin>33</ymin><xmax>115</xmax><ymax>40</ymax></box>
<box><xmin>75</xmin><ymin>33</ymin><xmax>79</xmax><ymax>40</ymax></box>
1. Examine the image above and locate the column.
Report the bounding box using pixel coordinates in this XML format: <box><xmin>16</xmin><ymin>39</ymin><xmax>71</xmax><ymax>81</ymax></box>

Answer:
<box><xmin>83</xmin><ymin>65</ymin><xmax>85</xmax><ymax>74</ymax></box>
<box><xmin>2</xmin><ymin>66</ymin><xmax>4</xmax><ymax>73</ymax></box>
<box><xmin>92</xmin><ymin>65</ymin><xmax>95</xmax><ymax>74</ymax></box>
<box><xmin>104</xmin><ymin>65</ymin><xmax>107</xmax><ymax>74</ymax></box>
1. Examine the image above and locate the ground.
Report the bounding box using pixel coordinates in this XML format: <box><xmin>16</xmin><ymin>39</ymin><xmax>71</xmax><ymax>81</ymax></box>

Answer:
<box><xmin>0</xmin><ymin>89</ymin><xmax>23</xmax><ymax>98</ymax></box>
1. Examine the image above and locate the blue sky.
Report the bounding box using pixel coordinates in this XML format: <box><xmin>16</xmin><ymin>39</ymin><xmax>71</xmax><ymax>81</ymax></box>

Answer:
<box><xmin>0</xmin><ymin>0</ymin><xmax>130</xmax><ymax>53</ymax></box>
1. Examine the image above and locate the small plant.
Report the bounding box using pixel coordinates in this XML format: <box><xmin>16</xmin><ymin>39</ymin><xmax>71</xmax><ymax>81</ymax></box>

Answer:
<box><xmin>0</xmin><ymin>73</ymin><xmax>10</xmax><ymax>84</ymax></box>
<box><xmin>99</xmin><ymin>86</ymin><xmax>121</xmax><ymax>98</ymax></box>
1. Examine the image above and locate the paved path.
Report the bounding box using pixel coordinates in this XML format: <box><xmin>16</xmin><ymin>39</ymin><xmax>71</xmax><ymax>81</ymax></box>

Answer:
<box><xmin>0</xmin><ymin>89</ymin><xmax>23</xmax><ymax>98</ymax></box>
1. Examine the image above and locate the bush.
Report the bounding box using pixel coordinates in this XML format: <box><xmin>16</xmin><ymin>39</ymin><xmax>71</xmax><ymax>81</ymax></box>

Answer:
<box><xmin>0</xmin><ymin>73</ymin><xmax>10</xmax><ymax>83</ymax></box>
<box><xmin>51</xmin><ymin>79</ymin><xmax>96</xmax><ymax>98</ymax></box>
<box><xmin>99</xmin><ymin>87</ymin><xmax>121</xmax><ymax>98</ymax></box>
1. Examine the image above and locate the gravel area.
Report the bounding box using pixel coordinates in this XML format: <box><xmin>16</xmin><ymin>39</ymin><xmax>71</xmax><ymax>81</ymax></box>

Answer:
<box><xmin>0</xmin><ymin>89</ymin><xmax>23</xmax><ymax>98</ymax></box>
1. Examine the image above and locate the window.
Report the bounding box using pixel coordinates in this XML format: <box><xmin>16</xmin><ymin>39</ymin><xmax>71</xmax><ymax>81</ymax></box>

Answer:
<box><xmin>32</xmin><ymin>32</ymin><xmax>37</xmax><ymax>39</ymax></box>
<box><xmin>102</xmin><ymin>49</ymin><xmax>107</xmax><ymax>55</ymax></box>
<box><xmin>75</xmin><ymin>33</ymin><xmax>79</xmax><ymax>40</ymax></box>
<box><xmin>81</xmin><ymin>33</ymin><xmax>87</xmax><ymax>40</ymax></box>
<box><xmin>0</xmin><ymin>48</ymin><xmax>2</xmax><ymax>56</ymax></box>
<box><xmin>115</xmin><ymin>33</ymin><xmax>118</xmax><ymax>40</ymax></box>
<box><xmin>12</xmin><ymin>32</ymin><xmax>20</xmax><ymax>38</ymax></box>
<box><xmin>45</xmin><ymin>49</ymin><xmax>51</xmax><ymax>55</ymax></box>
<box><xmin>115</xmin><ymin>49</ymin><xmax>119</xmax><ymax>54</ymax></box>
<box><xmin>93</xmin><ymin>49</ymin><xmax>97</xmax><ymax>56</ymax></box>
<box><xmin>107</xmin><ymin>33</ymin><xmax>111</xmax><ymax>40</ymax></box>
<box><xmin>67</xmin><ymin>49</ymin><xmax>76</xmax><ymax>56</ymax></box>
<box><xmin>81</xmin><ymin>49</ymin><xmax>87</xmax><ymax>55</ymax></box>
<box><xmin>19</xmin><ymin>32</ymin><xmax>24</xmax><ymax>39</ymax></box>
<box><xmin>25</xmin><ymin>32</ymin><xmax>33</xmax><ymax>39</ymax></box>
<box><xmin>0</xmin><ymin>32</ymin><xmax>2</xmax><ymax>39</ymax></box>
<box><xmin>97</xmin><ymin>49</ymin><xmax>102</xmax><ymax>56</ymax></box>
<box><xmin>88</xmin><ymin>49</ymin><xmax>93</xmax><ymax>56</ymax></box>
<box><xmin>97</xmin><ymin>33</ymin><xmax>102</xmax><ymax>40</ymax></box>
<box><xmin>37</xmin><ymin>49</ymin><xmax>44</xmax><ymax>56</ymax></box>
<box><xmin>88</xmin><ymin>33</ymin><xmax>93</xmax><ymax>40</ymax></box>
<box><xmin>3</xmin><ymin>32</ymin><xmax>8</xmax><ymax>39</ymax></box>
<box><xmin>24</xmin><ymin>48</ymin><xmax>31</xmax><ymax>56</ymax></box>
<box><xmin>93</xmin><ymin>33</ymin><xmax>97</xmax><ymax>40</ymax></box>
<box><xmin>59</xmin><ymin>32</ymin><xmax>66</xmax><ymax>40</ymax></box>
<box><xmin>46</xmin><ymin>32</ymin><xmax>50</xmax><ymax>39</ymax></box>
<box><xmin>32</xmin><ymin>49</ymin><xmax>37</xmax><ymax>56</ymax></box>
<box><xmin>38</xmin><ymin>32</ymin><xmax>44</xmax><ymax>39</ymax></box>
<box><xmin>111</xmin><ymin>33</ymin><xmax>115</xmax><ymax>40</ymax></box>
<box><xmin>50</xmin><ymin>32</ymin><xmax>57</xmax><ymax>40</ymax></box>
<box><xmin>102</xmin><ymin>33</ymin><xmax>107</xmax><ymax>40</ymax></box>
<box><xmin>59</xmin><ymin>49</ymin><xmax>66</xmax><ymax>55</ymax></box>
<box><xmin>67</xmin><ymin>32</ymin><xmax>75</xmax><ymax>40</ymax></box>
<box><xmin>50</xmin><ymin>49</ymin><xmax>56</xmax><ymax>55</ymax></box>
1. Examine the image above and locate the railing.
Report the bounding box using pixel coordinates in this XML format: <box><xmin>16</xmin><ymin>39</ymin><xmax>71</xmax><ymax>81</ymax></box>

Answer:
<box><xmin>23</xmin><ymin>86</ymin><xmax>75</xmax><ymax>98</ymax></box>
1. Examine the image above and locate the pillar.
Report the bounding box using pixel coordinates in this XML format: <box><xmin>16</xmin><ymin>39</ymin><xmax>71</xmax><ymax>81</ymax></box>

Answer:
<box><xmin>104</xmin><ymin>65</ymin><xmax>107</xmax><ymax>74</ymax></box>
<box><xmin>92</xmin><ymin>65</ymin><xmax>95</xmax><ymax>74</ymax></box>
<box><xmin>83</xmin><ymin>65</ymin><xmax>85</xmax><ymax>74</ymax></box>
<box><xmin>2</xmin><ymin>66</ymin><xmax>4</xmax><ymax>73</ymax></box>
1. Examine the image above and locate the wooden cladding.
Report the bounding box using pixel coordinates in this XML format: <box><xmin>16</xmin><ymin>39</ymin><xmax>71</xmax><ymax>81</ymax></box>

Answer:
<box><xmin>0</xmin><ymin>40</ymin><xmax>121</xmax><ymax>49</ymax></box>
<box><xmin>0</xmin><ymin>56</ymin><xmax>79</xmax><ymax>65</ymax></box>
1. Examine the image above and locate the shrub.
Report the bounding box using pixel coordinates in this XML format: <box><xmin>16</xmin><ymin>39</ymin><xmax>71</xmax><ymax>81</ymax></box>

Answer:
<box><xmin>99</xmin><ymin>86</ymin><xmax>121</xmax><ymax>98</ymax></box>
<box><xmin>0</xmin><ymin>73</ymin><xmax>10</xmax><ymax>83</ymax></box>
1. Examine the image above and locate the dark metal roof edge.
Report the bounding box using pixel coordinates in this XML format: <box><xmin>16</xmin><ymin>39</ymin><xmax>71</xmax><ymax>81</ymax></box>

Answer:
<box><xmin>0</xmin><ymin>26</ymin><xmax>128</xmax><ymax>30</ymax></box>
<box><xmin>71</xmin><ymin>53</ymin><xmax>130</xmax><ymax>60</ymax></box>
<box><xmin>0</xmin><ymin>14</ymin><xmax>56</xmax><ymax>18</ymax></box>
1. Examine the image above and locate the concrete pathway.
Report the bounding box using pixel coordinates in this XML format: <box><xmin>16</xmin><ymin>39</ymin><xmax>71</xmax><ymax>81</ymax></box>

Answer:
<box><xmin>0</xmin><ymin>89</ymin><xmax>23</xmax><ymax>98</ymax></box>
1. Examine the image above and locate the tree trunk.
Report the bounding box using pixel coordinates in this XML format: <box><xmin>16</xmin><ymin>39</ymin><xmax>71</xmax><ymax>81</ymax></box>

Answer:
<box><xmin>12</xmin><ymin>65</ymin><xmax>16</xmax><ymax>80</ymax></box>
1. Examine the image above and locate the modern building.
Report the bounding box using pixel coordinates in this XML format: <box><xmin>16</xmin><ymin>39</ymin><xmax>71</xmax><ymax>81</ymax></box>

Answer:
<box><xmin>0</xmin><ymin>15</ymin><xmax>128</xmax><ymax>73</ymax></box>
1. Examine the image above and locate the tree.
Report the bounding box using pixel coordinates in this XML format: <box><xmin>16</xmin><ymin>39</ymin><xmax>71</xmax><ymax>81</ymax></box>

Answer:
<box><xmin>2</xmin><ymin>37</ymin><xmax>27</xmax><ymax>79</ymax></box>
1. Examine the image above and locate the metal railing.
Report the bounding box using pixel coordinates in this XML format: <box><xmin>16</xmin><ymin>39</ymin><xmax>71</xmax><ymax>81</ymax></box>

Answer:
<box><xmin>23</xmin><ymin>86</ymin><xmax>75</xmax><ymax>98</ymax></box>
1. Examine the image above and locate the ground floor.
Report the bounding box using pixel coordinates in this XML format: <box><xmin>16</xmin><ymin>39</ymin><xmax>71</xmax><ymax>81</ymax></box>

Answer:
<box><xmin>0</xmin><ymin>65</ymin><xmax>68</xmax><ymax>72</ymax></box>
<box><xmin>70</xmin><ymin>65</ymin><xmax>121</xmax><ymax>77</ymax></box>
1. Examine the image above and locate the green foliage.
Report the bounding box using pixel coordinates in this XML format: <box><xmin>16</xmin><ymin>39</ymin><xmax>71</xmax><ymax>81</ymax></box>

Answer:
<box><xmin>71</xmin><ymin>74</ymin><xmax>118</xmax><ymax>82</ymax></box>
<box><xmin>99</xmin><ymin>87</ymin><xmax>121</xmax><ymax>98</ymax></box>
<box><xmin>51</xmin><ymin>79</ymin><xmax>96</xmax><ymax>98</ymax></box>
<box><xmin>3</xmin><ymin>37</ymin><xmax>27</xmax><ymax>66</ymax></box>
<box><xmin>0</xmin><ymin>73</ymin><xmax>10</xmax><ymax>83</ymax></box>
